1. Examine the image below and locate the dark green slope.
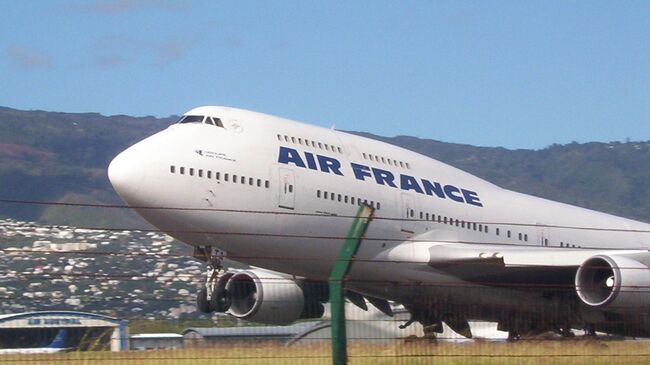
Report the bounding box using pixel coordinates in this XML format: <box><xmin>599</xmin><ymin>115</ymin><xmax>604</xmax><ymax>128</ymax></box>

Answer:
<box><xmin>1</xmin><ymin>106</ymin><xmax>649</xmax><ymax>227</ymax></box>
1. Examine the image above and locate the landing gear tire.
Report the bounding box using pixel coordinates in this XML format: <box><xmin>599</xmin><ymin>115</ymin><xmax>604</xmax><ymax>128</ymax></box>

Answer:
<box><xmin>210</xmin><ymin>286</ymin><xmax>231</xmax><ymax>313</ymax></box>
<box><xmin>197</xmin><ymin>286</ymin><xmax>212</xmax><ymax>314</ymax></box>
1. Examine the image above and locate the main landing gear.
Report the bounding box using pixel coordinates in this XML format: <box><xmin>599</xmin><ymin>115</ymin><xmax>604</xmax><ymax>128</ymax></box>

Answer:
<box><xmin>195</xmin><ymin>246</ymin><xmax>229</xmax><ymax>314</ymax></box>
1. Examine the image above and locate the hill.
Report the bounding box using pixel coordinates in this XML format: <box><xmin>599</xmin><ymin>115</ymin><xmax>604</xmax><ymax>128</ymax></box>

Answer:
<box><xmin>1</xmin><ymin>106</ymin><xmax>650</xmax><ymax>227</ymax></box>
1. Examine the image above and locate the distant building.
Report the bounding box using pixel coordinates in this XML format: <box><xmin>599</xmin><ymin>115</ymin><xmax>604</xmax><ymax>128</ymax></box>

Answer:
<box><xmin>0</xmin><ymin>311</ymin><xmax>127</xmax><ymax>351</ymax></box>
<box><xmin>182</xmin><ymin>322</ymin><xmax>317</xmax><ymax>347</ymax></box>
<box><xmin>130</xmin><ymin>333</ymin><xmax>184</xmax><ymax>350</ymax></box>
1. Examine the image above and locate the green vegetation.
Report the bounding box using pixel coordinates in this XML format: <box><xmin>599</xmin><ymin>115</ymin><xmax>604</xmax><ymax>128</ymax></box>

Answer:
<box><xmin>1</xmin><ymin>106</ymin><xmax>650</xmax><ymax>228</ymax></box>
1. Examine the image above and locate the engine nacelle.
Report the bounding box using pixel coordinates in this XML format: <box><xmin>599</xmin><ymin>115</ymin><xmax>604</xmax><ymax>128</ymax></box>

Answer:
<box><xmin>215</xmin><ymin>269</ymin><xmax>325</xmax><ymax>325</ymax></box>
<box><xmin>575</xmin><ymin>254</ymin><xmax>650</xmax><ymax>311</ymax></box>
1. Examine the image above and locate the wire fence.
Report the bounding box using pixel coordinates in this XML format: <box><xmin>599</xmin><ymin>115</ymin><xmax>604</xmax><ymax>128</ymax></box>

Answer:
<box><xmin>2</xmin><ymin>200</ymin><xmax>650</xmax><ymax>363</ymax></box>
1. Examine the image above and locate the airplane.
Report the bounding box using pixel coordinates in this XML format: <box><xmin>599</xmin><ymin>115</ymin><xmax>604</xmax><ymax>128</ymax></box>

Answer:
<box><xmin>0</xmin><ymin>329</ymin><xmax>70</xmax><ymax>354</ymax></box>
<box><xmin>108</xmin><ymin>106</ymin><xmax>650</xmax><ymax>340</ymax></box>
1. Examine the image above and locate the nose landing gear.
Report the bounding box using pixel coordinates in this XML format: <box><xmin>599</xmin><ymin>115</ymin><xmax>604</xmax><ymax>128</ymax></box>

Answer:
<box><xmin>195</xmin><ymin>246</ymin><xmax>228</xmax><ymax>314</ymax></box>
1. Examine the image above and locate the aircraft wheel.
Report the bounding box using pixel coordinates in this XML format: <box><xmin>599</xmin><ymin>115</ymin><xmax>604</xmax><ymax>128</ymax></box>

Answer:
<box><xmin>197</xmin><ymin>286</ymin><xmax>212</xmax><ymax>314</ymax></box>
<box><xmin>210</xmin><ymin>286</ymin><xmax>231</xmax><ymax>313</ymax></box>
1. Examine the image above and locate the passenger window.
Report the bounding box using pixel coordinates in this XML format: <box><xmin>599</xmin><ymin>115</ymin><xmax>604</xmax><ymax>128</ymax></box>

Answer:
<box><xmin>180</xmin><ymin>167</ymin><xmax>185</xmax><ymax>175</ymax></box>
<box><xmin>291</xmin><ymin>137</ymin><xmax>296</xmax><ymax>143</ymax></box>
<box><xmin>198</xmin><ymin>169</ymin><xmax>203</xmax><ymax>177</ymax></box>
<box><xmin>377</xmin><ymin>202</ymin><xmax>381</xmax><ymax>210</ymax></box>
<box><xmin>216</xmin><ymin>172</ymin><xmax>220</xmax><ymax>180</ymax></box>
<box><xmin>189</xmin><ymin>168</ymin><xmax>194</xmax><ymax>176</ymax></box>
<box><xmin>399</xmin><ymin>161</ymin><xmax>404</xmax><ymax>168</ymax></box>
<box><xmin>318</xmin><ymin>142</ymin><xmax>323</xmax><ymax>149</ymax></box>
<box><xmin>362</xmin><ymin>153</ymin><xmax>367</xmax><ymax>159</ymax></box>
<box><xmin>265</xmin><ymin>180</ymin><xmax>270</xmax><ymax>188</ymax></box>
<box><xmin>381</xmin><ymin>157</ymin><xmax>386</xmax><ymax>163</ymax></box>
<box><xmin>298</xmin><ymin>138</ymin><xmax>303</xmax><ymax>145</ymax></box>
<box><xmin>337</xmin><ymin>147</ymin><xmax>342</xmax><ymax>153</ymax></box>
<box><xmin>518</xmin><ymin>233</ymin><xmax>522</xmax><ymax>240</ymax></box>
<box><xmin>524</xmin><ymin>234</ymin><xmax>528</xmax><ymax>241</ymax></box>
<box><xmin>331</xmin><ymin>193</ymin><xmax>335</xmax><ymax>201</ymax></box>
<box><xmin>232</xmin><ymin>174</ymin><xmax>237</xmax><ymax>183</ymax></box>
<box><xmin>207</xmin><ymin>171</ymin><xmax>212</xmax><ymax>179</ymax></box>
<box><xmin>406</xmin><ymin>162</ymin><xmax>411</xmax><ymax>169</ymax></box>
<box><xmin>277</xmin><ymin>134</ymin><xmax>282</xmax><ymax>141</ymax></box>
<box><xmin>249</xmin><ymin>178</ymin><xmax>254</xmax><ymax>185</ymax></box>
<box><xmin>338</xmin><ymin>194</ymin><xmax>342</xmax><ymax>202</ymax></box>
<box><xmin>410</xmin><ymin>209</ymin><xmax>414</xmax><ymax>218</ymax></box>
<box><xmin>170</xmin><ymin>166</ymin><xmax>175</xmax><ymax>173</ymax></box>
<box><xmin>496</xmin><ymin>228</ymin><xmax>500</xmax><ymax>236</ymax></box>
<box><xmin>324</xmin><ymin>191</ymin><xmax>328</xmax><ymax>199</ymax></box>
<box><xmin>224</xmin><ymin>173</ymin><xmax>229</xmax><ymax>182</ymax></box>
<box><xmin>507</xmin><ymin>230</ymin><xmax>511</xmax><ymax>238</ymax></box>
<box><xmin>289</xmin><ymin>185</ymin><xmax>294</xmax><ymax>193</ymax></box>
<box><xmin>324</xmin><ymin>144</ymin><xmax>330</xmax><ymax>151</ymax></box>
<box><xmin>317</xmin><ymin>190</ymin><xmax>321</xmax><ymax>198</ymax></box>
<box><xmin>284</xmin><ymin>136</ymin><xmax>289</xmax><ymax>142</ymax></box>
<box><xmin>351</xmin><ymin>197</ymin><xmax>355</xmax><ymax>205</ymax></box>
<box><xmin>257</xmin><ymin>179</ymin><xmax>261</xmax><ymax>187</ymax></box>
<box><xmin>484</xmin><ymin>226</ymin><xmax>489</xmax><ymax>233</ymax></box>
<box><xmin>425</xmin><ymin>213</ymin><xmax>429</xmax><ymax>220</ymax></box>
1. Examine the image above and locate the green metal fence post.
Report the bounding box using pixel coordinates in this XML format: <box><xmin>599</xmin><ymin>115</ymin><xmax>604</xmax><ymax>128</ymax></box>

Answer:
<box><xmin>329</xmin><ymin>204</ymin><xmax>374</xmax><ymax>365</ymax></box>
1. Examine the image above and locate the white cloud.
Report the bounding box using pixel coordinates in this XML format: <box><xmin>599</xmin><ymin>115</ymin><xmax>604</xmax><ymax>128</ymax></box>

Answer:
<box><xmin>5</xmin><ymin>47</ymin><xmax>54</xmax><ymax>70</ymax></box>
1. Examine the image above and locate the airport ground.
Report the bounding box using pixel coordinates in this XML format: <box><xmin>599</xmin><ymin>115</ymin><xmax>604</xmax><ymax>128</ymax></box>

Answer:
<box><xmin>4</xmin><ymin>339</ymin><xmax>650</xmax><ymax>365</ymax></box>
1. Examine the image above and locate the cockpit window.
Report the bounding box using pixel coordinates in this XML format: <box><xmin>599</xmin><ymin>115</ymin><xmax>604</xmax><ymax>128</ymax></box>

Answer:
<box><xmin>208</xmin><ymin>117</ymin><xmax>224</xmax><ymax>127</ymax></box>
<box><xmin>178</xmin><ymin>115</ymin><xmax>204</xmax><ymax>124</ymax></box>
<box><xmin>178</xmin><ymin>115</ymin><xmax>224</xmax><ymax>128</ymax></box>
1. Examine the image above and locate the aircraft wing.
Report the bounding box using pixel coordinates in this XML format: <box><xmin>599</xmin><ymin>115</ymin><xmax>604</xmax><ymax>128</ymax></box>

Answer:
<box><xmin>384</xmin><ymin>240</ymin><xmax>648</xmax><ymax>287</ymax></box>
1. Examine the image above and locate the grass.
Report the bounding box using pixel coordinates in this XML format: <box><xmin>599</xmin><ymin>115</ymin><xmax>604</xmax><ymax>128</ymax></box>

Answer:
<box><xmin>3</xmin><ymin>339</ymin><xmax>650</xmax><ymax>365</ymax></box>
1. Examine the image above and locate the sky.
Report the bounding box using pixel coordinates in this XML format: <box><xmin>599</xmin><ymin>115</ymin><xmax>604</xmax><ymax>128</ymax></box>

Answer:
<box><xmin>0</xmin><ymin>0</ymin><xmax>648</xmax><ymax>149</ymax></box>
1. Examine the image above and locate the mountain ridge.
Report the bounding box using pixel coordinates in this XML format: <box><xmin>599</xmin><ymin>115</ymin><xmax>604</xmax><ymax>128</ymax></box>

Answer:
<box><xmin>1</xmin><ymin>106</ymin><xmax>649</xmax><ymax>226</ymax></box>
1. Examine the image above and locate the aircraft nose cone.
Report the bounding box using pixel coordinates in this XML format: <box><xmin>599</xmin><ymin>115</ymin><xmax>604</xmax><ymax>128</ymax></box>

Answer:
<box><xmin>108</xmin><ymin>147</ymin><xmax>144</xmax><ymax>204</ymax></box>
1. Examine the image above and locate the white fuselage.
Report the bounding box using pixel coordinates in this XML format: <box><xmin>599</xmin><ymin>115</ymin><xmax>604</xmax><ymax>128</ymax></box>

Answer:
<box><xmin>108</xmin><ymin>106</ymin><xmax>650</xmax><ymax>306</ymax></box>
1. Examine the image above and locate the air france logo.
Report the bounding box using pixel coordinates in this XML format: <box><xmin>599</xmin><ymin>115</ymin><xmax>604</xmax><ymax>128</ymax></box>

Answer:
<box><xmin>278</xmin><ymin>146</ymin><xmax>483</xmax><ymax>207</ymax></box>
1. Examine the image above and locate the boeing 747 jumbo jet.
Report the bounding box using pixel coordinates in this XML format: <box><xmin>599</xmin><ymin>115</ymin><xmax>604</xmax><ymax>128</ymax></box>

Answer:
<box><xmin>108</xmin><ymin>106</ymin><xmax>650</xmax><ymax>339</ymax></box>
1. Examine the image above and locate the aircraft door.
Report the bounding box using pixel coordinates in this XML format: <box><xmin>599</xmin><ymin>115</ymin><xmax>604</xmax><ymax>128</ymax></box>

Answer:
<box><xmin>401</xmin><ymin>193</ymin><xmax>416</xmax><ymax>233</ymax></box>
<box><xmin>536</xmin><ymin>224</ymin><xmax>549</xmax><ymax>247</ymax></box>
<box><xmin>278</xmin><ymin>168</ymin><xmax>295</xmax><ymax>210</ymax></box>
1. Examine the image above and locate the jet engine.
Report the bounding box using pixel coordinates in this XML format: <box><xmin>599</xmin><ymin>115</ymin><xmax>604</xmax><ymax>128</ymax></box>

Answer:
<box><xmin>212</xmin><ymin>269</ymin><xmax>326</xmax><ymax>325</ymax></box>
<box><xmin>575</xmin><ymin>254</ymin><xmax>650</xmax><ymax>311</ymax></box>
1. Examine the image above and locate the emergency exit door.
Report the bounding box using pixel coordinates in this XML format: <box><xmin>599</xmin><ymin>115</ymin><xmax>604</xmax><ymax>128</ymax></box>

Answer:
<box><xmin>278</xmin><ymin>168</ymin><xmax>295</xmax><ymax>210</ymax></box>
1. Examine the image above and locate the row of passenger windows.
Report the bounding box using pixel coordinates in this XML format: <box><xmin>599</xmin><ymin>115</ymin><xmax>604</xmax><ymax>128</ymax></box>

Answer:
<box><xmin>408</xmin><ymin>209</ymin><xmax>491</xmax><ymax>234</ymax></box>
<box><xmin>277</xmin><ymin>134</ymin><xmax>343</xmax><ymax>154</ymax></box>
<box><xmin>316</xmin><ymin>190</ymin><xmax>381</xmax><ymax>210</ymax></box>
<box><xmin>169</xmin><ymin>165</ymin><xmax>270</xmax><ymax>188</ymax></box>
<box><xmin>361</xmin><ymin>152</ymin><xmax>410</xmax><ymax>169</ymax></box>
<box><xmin>178</xmin><ymin>115</ymin><xmax>224</xmax><ymax>127</ymax></box>
<box><xmin>407</xmin><ymin>210</ymin><xmax>534</xmax><ymax>242</ymax></box>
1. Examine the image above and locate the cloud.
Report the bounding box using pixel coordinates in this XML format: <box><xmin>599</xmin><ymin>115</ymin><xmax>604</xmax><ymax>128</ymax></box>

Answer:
<box><xmin>5</xmin><ymin>47</ymin><xmax>54</xmax><ymax>70</ymax></box>
<box><xmin>77</xmin><ymin>0</ymin><xmax>189</xmax><ymax>15</ymax></box>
